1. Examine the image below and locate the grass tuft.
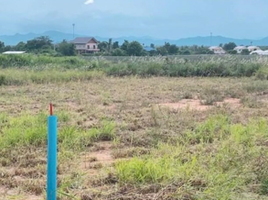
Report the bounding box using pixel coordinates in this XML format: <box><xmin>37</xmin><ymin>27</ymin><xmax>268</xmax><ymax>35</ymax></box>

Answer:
<box><xmin>115</xmin><ymin>115</ymin><xmax>268</xmax><ymax>199</ymax></box>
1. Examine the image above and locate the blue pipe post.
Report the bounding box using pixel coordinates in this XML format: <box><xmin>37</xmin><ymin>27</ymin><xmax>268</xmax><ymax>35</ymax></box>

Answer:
<box><xmin>47</xmin><ymin>103</ymin><xmax>57</xmax><ymax>200</ymax></box>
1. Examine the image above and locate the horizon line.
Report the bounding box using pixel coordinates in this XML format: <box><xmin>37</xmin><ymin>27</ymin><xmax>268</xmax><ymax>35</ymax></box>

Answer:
<box><xmin>0</xmin><ymin>31</ymin><xmax>267</xmax><ymax>41</ymax></box>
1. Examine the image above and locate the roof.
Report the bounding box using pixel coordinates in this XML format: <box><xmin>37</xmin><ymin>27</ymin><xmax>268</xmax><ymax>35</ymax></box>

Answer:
<box><xmin>2</xmin><ymin>51</ymin><xmax>26</xmax><ymax>54</ymax></box>
<box><xmin>209</xmin><ymin>46</ymin><xmax>223</xmax><ymax>50</ymax></box>
<box><xmin>71</xmin><ymin>37</ymin><xmax>97</xmax><ymax>44</ymax></box>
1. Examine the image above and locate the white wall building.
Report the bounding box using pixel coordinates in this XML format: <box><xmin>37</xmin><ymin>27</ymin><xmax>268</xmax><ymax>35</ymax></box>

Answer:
<box><xmin>247</xmin><ymin>46</ymin><xmax>261</xmax><ymax>52</ymax></box>
<box><xmin>250</xmin><ymin>50</ymin><xmax>268</xmax><ymax>55</ymax></box>
<box><xmin>209</xmin><ymin>46</ymin><xmax>226</xmax><ymax>54</ymax></box>
<box><xmin>234</xmin><ymin>46</ymin><xmax>247</xmax><ymax>53</ymax></box>
<box><xmin>2</xmin><ymin>51</ymin><xmax>26</xmax><ymax>54</ymax></box>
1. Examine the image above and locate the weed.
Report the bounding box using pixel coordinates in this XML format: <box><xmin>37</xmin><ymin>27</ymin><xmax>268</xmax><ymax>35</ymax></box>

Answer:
<box><xmin>243</xmin><ymin>81</ymin><xmax>268</xmax><ymax>93</ymax></box>
<box><xmin>1</xmin><ymin>74</ymin><xmax>268</xmax><ymax>199</ymax></box>
<box><xmin>241</xmin><ymin>96</ymin><xmax>263</xmax><ymax>108</ymax></box>
<box><xmin>115</xmin><ymin>115</ymin><xmax>268</xmax><ymax>198</ymax></box>
<box><xmin>200</xmin><ymin>87</ymin><xmax>225</xmax><ymax>105</ymax></box>
<box><xmin>1</xmin><ymin>55</ymin><xmax>268</xmax><ymax>80</ymax></box>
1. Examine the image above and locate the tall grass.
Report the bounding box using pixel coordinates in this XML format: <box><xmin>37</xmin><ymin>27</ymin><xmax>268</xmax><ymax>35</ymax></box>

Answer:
<box><xmin>103</xmin><ymin>55</ymin><xmax>268</xmax><ymax>77</ymax></box>
<box><xmin>0</xmin><ymin>69</ymin><xmax>104</xmax><ymax>85</ymax></box>
<box><xmin>0</xmin><ymin>54</ymin><xmax>88</xmax><ymax>68</ymax></box>
<box><xmin>1</xmin><ymin>55</ymin><xmax>268</xmax><ymax>82</ymax></box>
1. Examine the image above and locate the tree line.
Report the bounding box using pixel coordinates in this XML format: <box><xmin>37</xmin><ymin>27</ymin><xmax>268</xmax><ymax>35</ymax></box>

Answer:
<box><xmin>97</xmin><ymin>39</ymin><xmax>215</xmax><ymax>56</ymax></box>
<box><xmin>0</xmin><ymin>36</ymin><xmax>75</xmax><ymax>56</ymax></box>
<box><xmin>1</xmin><ymin>36</ymin><xmax>266</xmax><ymax>56</ymax></box>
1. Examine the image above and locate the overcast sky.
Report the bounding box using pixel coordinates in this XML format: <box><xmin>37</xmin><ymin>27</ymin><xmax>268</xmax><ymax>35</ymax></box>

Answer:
<box><xmin>0</xmin><ymin>0</ymin><xmax>267</xmax><ymax>39</ymax></box>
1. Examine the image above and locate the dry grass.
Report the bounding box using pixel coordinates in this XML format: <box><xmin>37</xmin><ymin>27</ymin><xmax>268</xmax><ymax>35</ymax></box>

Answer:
<box><xmin>1</xmin><ymin>76</ymin><xmax>268</xmax><ymax>199</ymax></box>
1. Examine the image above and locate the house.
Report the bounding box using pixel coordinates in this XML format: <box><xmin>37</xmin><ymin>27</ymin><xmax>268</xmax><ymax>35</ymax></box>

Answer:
<box><xmin>234</xmin><ymin>46</ymin><xmax>247</xmax><ymax>53</ymax></box>
<box><xmin>250</xmin><ymin>50</ymin><xmax>268</xmax><ymax>55</ymax></box>
<box><xmin>247</xmin><ymin>46</ymin><xmax>261</xmax><ymax>52</ymax></box>
<box><xmin>71</xmin><ymin>37</ymin><xmax>99</xmax><ymax>54</ymax></box>
<box><xmin>209</xmin><ymin>46</ymin><xmax>225</xmax><ymax>54</ymax></box>
<box><xmin>2</xmin><ymin>51</ymin><xmax>26</xmax><ymax>54</ymax></box>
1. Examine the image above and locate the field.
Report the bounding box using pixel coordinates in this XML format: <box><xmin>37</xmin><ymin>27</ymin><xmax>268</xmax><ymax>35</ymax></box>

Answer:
<box><xmin>1</xmin><ymin>55</ymin><xmax>268</xmax><ymax>199</ymax></box>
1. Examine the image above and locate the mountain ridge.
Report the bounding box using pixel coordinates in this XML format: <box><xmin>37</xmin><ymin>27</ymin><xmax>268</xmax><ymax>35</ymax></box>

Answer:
<box><xmin>1</xmin><ymin>31</ymin><xmax>267</xmax><ymax>46</ymax></box>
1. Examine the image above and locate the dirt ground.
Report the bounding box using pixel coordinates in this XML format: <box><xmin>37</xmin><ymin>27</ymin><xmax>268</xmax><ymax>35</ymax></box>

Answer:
<box><xmin>1</xmin><ymin>77</ymin><xmax>268</xmax><ymax>199</ymax></box>
<box><xmin>158</xmin><ymin>98</ymin><xmax>241</xmax><ymax>111</ymax></box>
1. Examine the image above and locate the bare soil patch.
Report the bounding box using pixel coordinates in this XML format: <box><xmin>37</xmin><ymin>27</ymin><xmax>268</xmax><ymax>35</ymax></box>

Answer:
<box><xmin>158</xmin><ymin>98</ymin><xmax>241</xmax><ymax>111</ymax></box>
<box><xmin>80</xmin><ymin>142</ymin><xmax>114</xmax><ymax>174</ymax></box>
<box><xmin>0</xmin><ymin>186</ymin><xmax>42</xmax><ymax>200</ymax></box>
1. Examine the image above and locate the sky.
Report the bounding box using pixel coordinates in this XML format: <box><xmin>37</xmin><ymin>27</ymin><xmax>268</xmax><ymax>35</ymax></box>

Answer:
<box><xmin>0</xmin><ymin>0</ymin><xmax>267</xmax><ymax>39</ymax></box>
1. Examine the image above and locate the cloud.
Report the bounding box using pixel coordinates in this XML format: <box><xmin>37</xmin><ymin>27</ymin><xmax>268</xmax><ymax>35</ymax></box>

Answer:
<box><xmin>84</xmin><ymin>0</ymin><xmax>94</xmax><ymax>4</ymax></box>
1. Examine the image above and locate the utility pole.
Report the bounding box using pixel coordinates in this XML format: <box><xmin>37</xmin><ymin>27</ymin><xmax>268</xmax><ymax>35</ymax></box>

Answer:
<box><xmin>72</xmin><ymin>23</ymin><xmax>75</xmax><ymax>39</ymax></box>
<box><xmin>210</xmin><ymin>32</ymin><xmax>213</xmax><ymax>46</ymax></box>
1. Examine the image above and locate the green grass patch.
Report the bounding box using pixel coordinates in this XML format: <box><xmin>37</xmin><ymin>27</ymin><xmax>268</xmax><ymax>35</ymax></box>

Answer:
<box><xmin>0</xmin><ymin>113</ymin><xmax>116</xmax><ymax>151</ymax></box>
<box><xmin>115</xmin><ymin>115</ymin><xmax>268</xmax><ymax>199</ymax></box>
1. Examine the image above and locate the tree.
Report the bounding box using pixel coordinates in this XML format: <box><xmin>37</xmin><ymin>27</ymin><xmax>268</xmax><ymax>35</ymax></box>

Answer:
<box><xmin>112</xmin><ymin>41</ymin><xmax>119</xmax><ymax>49</ymax></box>
<box><xmin>112</xmin><ymin>48</ymin><xmax>126</xmax><ymax>56</ymax></box>
<box><xmin>26</xmin><ymin>36</ymin><xmax>53</xmax><ymax>52</ymax></box>
<box><xmin>57</xmin><ymin>40</ymin><xmax>76</xmax><ymax>56</ymax></box>
<box><xmin>164</xmin><ymin>42</ymin><xmax>171</xmax><ymax>52</ymax></box>
<box><xmin>223</xmin><ymin>42</ymin><xmax>237</xmax><ymax>51</ymax></box>
<box><xmin>193</xmin><ymin>46</ymin><xmax>214</xmax><ymax>54</ymax></box>
<box><xmin>180</xmin><ymin>50</ymin><xmax>191</xmax><ymax>55</ymax></box>
<box><xmin>150</xmin><ymin>43</ymin><xmax>155</xmax><ymax>48</ymax></box>
<box><xmin>4</xmin><ymin>45</ymin><xmax>13</xmax><ymax>52</ymax></box>
<box><xmin>157</xmin><ymin>46</ymin><xmax>168</xmax><ymax>55</ymax></box>
<box><xmin>168</xmin><ymin>44</ymin><xmax>179</xmax><ymax>55</ymax></box>
<box><xmin>127</xmin><ymin>41</ymin><xmax>143</xmax><ymax>56</ymax></box>
<box><xmin>0</xmin><ymin>41</ymin><xmax>4</xmax><ymax>53</ymax></box>
<box><xmin>108</xmin><ymin>38</ymin><xmax>112</xmax><ymax>52</ymax></box>
<box><xmin>121</xmin><ymin>40</ymin><xmax>129</xmax><ymax>51</ymax></box>
<box><xmin>98</xmin><ymin>41</ymin><xmax>109</xmax><ymax>52</ymax></box>
<box><xmin>14</xmin><ymin>42</ymin><xmax>26</xmax><ymax>51</ymax></box>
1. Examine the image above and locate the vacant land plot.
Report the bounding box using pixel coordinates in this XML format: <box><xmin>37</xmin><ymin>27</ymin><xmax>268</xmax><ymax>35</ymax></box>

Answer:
<box><xmin>1</xmin><ymin>74</ymin><xmax>268</xmax><ymax>199</ymax></box>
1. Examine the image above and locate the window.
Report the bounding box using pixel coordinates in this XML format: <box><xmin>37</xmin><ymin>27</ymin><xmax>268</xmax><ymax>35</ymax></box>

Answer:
<box><xmin>87</xmin><ymin>45</ymin><xmax>90</xmax><ymax>49</ymax></box>
<box><xmin>93</xmin><ymin>45</ymin><xmax>96</xmax><ymax>49</ymax></box>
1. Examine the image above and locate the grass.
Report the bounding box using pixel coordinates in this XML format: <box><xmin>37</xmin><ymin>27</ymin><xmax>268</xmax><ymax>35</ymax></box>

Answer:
<box><xmin>0</xmin><ymin>112</ymin><xmax>116</xmax><ymax>151</ymax></box>
<box><xmin>1</xmin><ymin>55</ymin><xmax>268</xmax><ymax>82</ymax></box>
<box><xmin>0</xmin><ymin>69</ymin><xmax>104</xmax><ymax>85</ymax></box>
<box><xmin>115</xmin><ymin>115</ymin><xmax>268</xmax><ymax>199</ymax></box>
<box><xmin>1</xmin><ymin>65</ymin><xmax>268</xmax><ymax>199</ymax></box>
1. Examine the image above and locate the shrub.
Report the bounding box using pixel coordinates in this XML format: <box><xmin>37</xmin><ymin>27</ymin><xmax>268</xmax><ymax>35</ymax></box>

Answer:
<box><xmin>0</xmin><ymin>75</ymin><xmax>6</xmax><ymax>85</ymax></box>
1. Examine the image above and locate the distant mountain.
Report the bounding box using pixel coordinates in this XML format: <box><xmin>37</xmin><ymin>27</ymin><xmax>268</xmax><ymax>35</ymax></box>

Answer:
<box><xmin>1</xmin><ymin>31</ymin><xmax>268</xmax><ymax>46</ymax></box>
<box><xmin>0</xmin><ymin>31</ymin><xmax>80</xmax><ymax>46</ymax></box>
